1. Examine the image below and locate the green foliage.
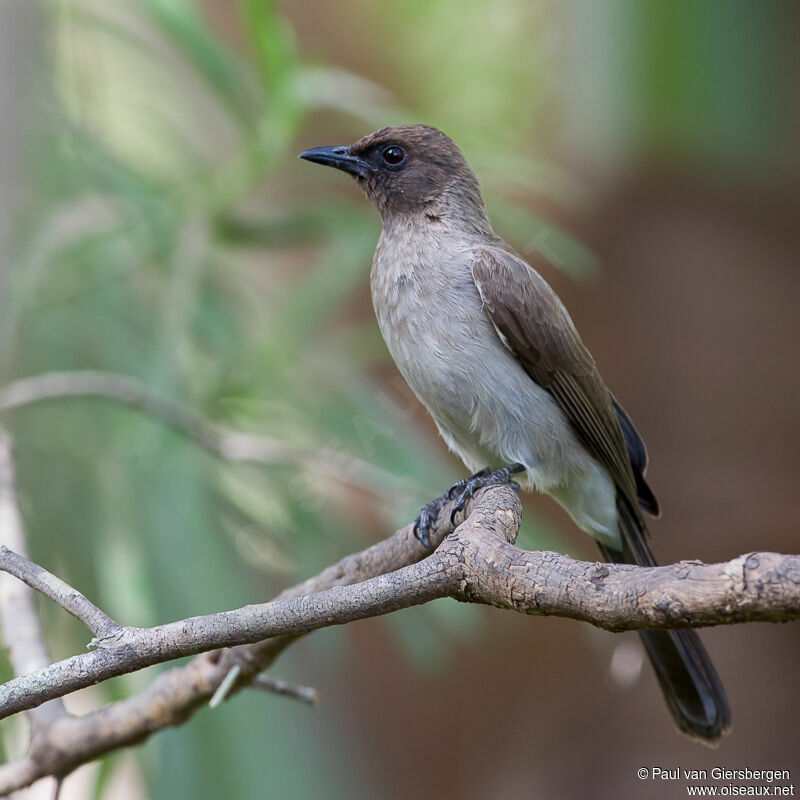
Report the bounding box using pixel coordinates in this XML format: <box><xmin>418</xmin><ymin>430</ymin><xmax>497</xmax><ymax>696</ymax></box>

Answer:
<box><xmin>0</xmin><ymin>1</ymin><xmax>583</xmax><ymax>796</ymax></box>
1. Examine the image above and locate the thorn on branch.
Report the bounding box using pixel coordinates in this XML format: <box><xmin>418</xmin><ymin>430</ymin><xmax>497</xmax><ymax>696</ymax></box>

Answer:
<box><xmin>209</xmin><ymin>663</ymin><xmax>242</xmax><ymax>709</ymax></box>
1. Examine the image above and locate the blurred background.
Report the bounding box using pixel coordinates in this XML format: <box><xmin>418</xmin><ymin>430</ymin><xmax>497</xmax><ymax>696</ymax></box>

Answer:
<box><xmin>1</xmin><ymin>0</ymin><xmax>798</xmax><ymax>798</ymax></box>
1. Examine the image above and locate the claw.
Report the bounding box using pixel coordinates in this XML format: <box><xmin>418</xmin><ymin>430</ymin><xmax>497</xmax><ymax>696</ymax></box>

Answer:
<box><xmin>413</xmin><ymin>500</ymin><xmax>442</xmax><ymax>548</ymax></box>
<box><xmin>417</xmin><ymin>526</ymin><xmax>431</xmax><ymax>549</ymax></box>
<box><xmin>449</xmin><ymin>488</ymin><xmax>471</xmax><ymax>524</ymax></box>
<box><xmin>413</xmin><ymin>512</ymin><xmax>432</xmax><ymax>548</ymax></box>
<box><xmin>413</xmin><ymin>490</ymin><xmax>450</xmax><ymax>549</ymax></box>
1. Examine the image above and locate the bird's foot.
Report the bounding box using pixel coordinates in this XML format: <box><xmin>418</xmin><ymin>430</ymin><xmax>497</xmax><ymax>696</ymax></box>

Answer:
<box><xmin>413</xmin><ymin>468</ymin><xmax>490</xmax><ymax>548</ymax></box>
<box><xmin>413</xmin><ymin>464</ymin><xmax>525</xmax><ymax>548</ymax></box>
<box><xmin>448</xmin><ymin>463</ymin><xmax>525</xmax><ymax>524</ymax></box>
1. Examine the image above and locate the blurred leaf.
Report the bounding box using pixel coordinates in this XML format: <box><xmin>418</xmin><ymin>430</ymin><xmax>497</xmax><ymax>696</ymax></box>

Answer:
<box><xmin>139</xmin><ymin>0</ymin><xmax>260</xmax><ymax>127</ymax></box>
<box><xmin>488</xmin><ymin>199</ymin><xmax>600</xmax><ymax>282</ymax></box>
<box><xmin>92</xmin><ymin>754</ymin><xmax>120</xmax><ymax>800</ymax></box>
<box><xmin>295</xmin><ymin>65</ymin><xmax>403</xmax><ymax>127</ymax></box>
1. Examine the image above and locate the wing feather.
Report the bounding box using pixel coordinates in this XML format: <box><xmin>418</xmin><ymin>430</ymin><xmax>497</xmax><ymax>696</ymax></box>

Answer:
<box><xmin>471</xmin><ymin>246</ymin><xmax>640</xmax><ymax>518</ymax></box>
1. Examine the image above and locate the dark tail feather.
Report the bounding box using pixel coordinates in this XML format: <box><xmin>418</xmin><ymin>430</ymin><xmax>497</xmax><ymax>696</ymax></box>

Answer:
<box><xmin>638</xmin><ymin>628</ymin><xmax>731</xmax><ymax>742</ymax></box>
<box><xmin>600</xmin><ymin>498</ymin><xmax>731</xmax><ymax>743</ymax></box>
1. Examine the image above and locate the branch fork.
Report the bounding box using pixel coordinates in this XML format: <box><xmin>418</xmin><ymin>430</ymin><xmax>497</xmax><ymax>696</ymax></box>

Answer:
<box><xmin>0</xmin><ymin>399</ymin><xmax>798</xmax><ymax>795</ymax></box>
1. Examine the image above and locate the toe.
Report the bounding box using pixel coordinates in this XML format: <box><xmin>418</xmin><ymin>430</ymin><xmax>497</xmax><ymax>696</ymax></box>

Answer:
<box><xmin>416</xmin><ymin>522</ymin><xmax>431</xmax><ymax>549</ymax></box>
<box><xmin>447</xmin><ymin>479</ymin><xmax>466</xmax><ymax>500</ymax></box>
<box><xmin>413</xmin><ymin>510</ymin><xmax>433</xmax><ymax>548</ymax></box>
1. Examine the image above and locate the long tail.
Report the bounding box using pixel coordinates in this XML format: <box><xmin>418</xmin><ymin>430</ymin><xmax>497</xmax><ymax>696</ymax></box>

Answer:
<box><xmin>600</xmin><ymin>498</ymin><xmax>731</xmax><ymax>743</ymax></box>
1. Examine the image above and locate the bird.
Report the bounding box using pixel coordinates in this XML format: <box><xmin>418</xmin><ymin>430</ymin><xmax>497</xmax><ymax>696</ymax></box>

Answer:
<box><xmin>299</xmin><ymin>124</ymin><xmax>731</xmax><ymax>743</ymax></box>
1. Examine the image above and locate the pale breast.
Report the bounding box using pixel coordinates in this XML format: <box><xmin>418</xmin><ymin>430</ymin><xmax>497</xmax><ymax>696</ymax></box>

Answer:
<box><xmin>369</xmin><ymin>226</ymin><xmax>587</xmax><ymax>486</ymax></box>
<box><xmin>372</xmin><ymin>231</ymin><xmax>480</xmax><ymax>406</ymax></box>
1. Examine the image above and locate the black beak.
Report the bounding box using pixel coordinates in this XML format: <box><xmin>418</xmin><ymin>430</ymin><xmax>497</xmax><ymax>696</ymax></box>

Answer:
<box><xmin>298</xmin><ymin>145</ymin><xmax>372</xmax><ymax>177</ymax></box>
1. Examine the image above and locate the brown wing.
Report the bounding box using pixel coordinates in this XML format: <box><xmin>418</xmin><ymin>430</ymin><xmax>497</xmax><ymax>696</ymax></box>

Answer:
<box><xmin>471</xmin><ymin>246</ymin><xmax>639</xmax><ymax>513</ymax></box>
<box><xmin>472</xmin><ymin>251</ymin><xmax>732</xmax><ymax>739</ymax></box>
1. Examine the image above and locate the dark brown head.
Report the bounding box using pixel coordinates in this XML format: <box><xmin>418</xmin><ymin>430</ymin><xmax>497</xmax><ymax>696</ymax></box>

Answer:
<box><xmin>299</xmin><ymin>125</ymin><xmax>488</xmax><ymax>227</ymax></box>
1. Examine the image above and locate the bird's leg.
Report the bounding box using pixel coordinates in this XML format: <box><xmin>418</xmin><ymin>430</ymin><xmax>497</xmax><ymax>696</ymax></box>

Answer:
<box><xmin>413</xmin><ymin>464</ymin><xmax>525</xmax><ymax>548</ymax></box>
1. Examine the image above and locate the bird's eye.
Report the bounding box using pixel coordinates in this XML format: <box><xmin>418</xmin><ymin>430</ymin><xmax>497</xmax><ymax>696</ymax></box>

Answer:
<box><xmin>382</xmin><ymin>145</ymin><xmax>406</xmax><ymax>166</ymax></box>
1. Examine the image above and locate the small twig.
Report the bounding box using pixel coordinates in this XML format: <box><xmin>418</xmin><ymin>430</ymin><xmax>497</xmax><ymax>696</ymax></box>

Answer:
<box><xmin>0</xmin><ymin>546</ymin><xmax>121</xmax><ymax>640</ymax></box>
<box><xmin>251</xmin><ymin>675</ymin><xmax>320</xmax><ymax>706</ymax></box>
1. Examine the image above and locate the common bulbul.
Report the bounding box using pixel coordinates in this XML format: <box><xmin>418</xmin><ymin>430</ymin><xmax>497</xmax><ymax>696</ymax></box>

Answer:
<box><xmin>299</xmin><ymin>124</ymin><xmax>731</xmax><ymax>742</ymax></box>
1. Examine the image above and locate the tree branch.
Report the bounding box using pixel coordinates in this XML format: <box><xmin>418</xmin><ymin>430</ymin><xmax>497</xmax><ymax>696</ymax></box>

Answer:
<box><xmin>455</xmin><ymin>534</ymin><xmax>800</xmax><ymax>629</ymax></box>
<box><xmin>0</xmin><ymin>481</ymin><xmax>798</xmax><ymax>725</ymax></box>
<box><xmin>0</xmin><ymin>425</ymin><xmax>797</xmax><ymax>794</ymax></box>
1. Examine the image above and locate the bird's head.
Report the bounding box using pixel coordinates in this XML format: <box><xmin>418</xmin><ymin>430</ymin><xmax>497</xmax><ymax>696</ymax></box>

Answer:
<box><xmin>299</xmin><ymin>125</ymin><xmax>488</xmax><ymax>227</ymax></box>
